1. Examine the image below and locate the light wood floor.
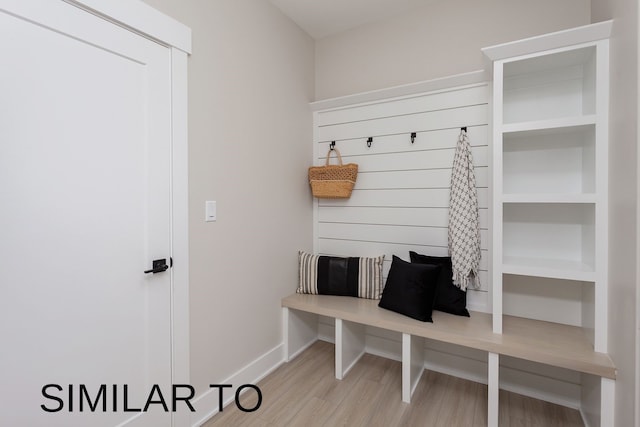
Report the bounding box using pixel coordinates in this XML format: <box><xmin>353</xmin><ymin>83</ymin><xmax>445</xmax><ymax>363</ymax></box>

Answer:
<box><xmin>203</xmin><ymin>340</ymin><xmax>584</xmax><ymax>427</ymax></box>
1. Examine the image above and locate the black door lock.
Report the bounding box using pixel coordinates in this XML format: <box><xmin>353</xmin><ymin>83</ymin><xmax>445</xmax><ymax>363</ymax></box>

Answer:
<box><xmin>144</xmin><ymin>258</ymin><xmax>169</xmax><ymax>274</ymax></box>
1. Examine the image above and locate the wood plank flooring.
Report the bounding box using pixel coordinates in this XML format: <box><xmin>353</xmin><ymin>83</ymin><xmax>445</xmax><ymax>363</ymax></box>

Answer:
<box><xmin>203</xmin><ymin>341</ymin><xmax>584</xmax><ymax>427</ymax></box>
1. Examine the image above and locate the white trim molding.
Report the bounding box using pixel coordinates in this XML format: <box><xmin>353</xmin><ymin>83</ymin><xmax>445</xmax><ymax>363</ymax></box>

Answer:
<box><xmin>482</xmin><ymin>20</ymin><xmax>612</xmax><ymax>62</ymax></box>
<box><xmin>310</xmin><ymin>70</ymin><xmax>487</xmax><ymax>111</ymax></box>
<box><xmin>170</xmin><ymin>46</ymin><xmax>191</xmax><ymax>427</ymax></box>
<box><xmin>67</xmin><ymin>0</ymin><xmax>192</xmax><ymax>53</ymax></box>
<box><xmin>190</xmin><ymin>345</ymin><xmax>285</xmax><ymax>427</ymax></box>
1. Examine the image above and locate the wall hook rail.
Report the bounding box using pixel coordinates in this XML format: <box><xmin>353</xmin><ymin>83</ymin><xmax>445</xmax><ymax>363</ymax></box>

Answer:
<box><xmin>366</xmin><ymin>137</ymin><xmax>373</xmax><ymax>148</ymax></box>
<box><xmin>410</xmin><ymin>132</ymin><xmax>417</xmax><ymax>144</ymax></box>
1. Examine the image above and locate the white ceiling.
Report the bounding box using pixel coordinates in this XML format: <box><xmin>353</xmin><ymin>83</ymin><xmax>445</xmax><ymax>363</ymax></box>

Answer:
<box><xmin>269</xmin><ymin>0</ymin><xmax>435</xmax><ymax>40</ymax></box>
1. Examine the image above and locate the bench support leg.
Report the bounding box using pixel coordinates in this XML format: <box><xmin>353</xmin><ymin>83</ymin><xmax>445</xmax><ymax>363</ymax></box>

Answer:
<box><xmin>402</xmin><ymin>333</ymin><xmax>425</xmax><ymax>403</ymax></box>
<box><xmin>488</xmin><ymin>352</ymin><xmax>499</xmax><ymax>427</ymax></box>
<box><xmin>600</xmin><ymin>377</ymin><xmax>615</xmax><ymax>427</ymax></box>
<box><xmin>283</xmin><ymin>307</ymin><xmax>318</xmax><ymax>362</ymax></box>
<box><xmin>335</xmin><ymin>318</ymin><xmax>365</xmax><ymax>380</ymax></box>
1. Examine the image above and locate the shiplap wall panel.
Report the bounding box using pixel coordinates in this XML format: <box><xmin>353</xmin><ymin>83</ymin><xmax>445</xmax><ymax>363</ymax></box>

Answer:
<box><xmin>315</xmin><ymin>238</ymin><xmax>488</xmax><ymax>262</ymax></box>
<box><xmin>348</xmin><ymin>167</ymin><xmax>488</xmax><ymax>190</ymax></box>
<box><xmin>317</xmin><ymin>105</ymin><xmax>488</xmax><ymax>142</ymax></box>
<box><xmin>467</xmin><ymin>289</ymin><xmax>488</xmax><ymax>311</ymax></box>
<box><xmin>317</xmin><ymin>85</ymin><xmax>489</xmax><ymax>126</ymax></box>
<box><xmin>319</xmin><ymin>188</ymin><xmax>489</xmax><ymax>209</ymax></box>
<box><xmin>315</xmin><ymin>238</ymin><xmax>489</xmax><ymax>272</ymax></box>
<box><xmin>317</xmin><ymin>223</ymin><xmax>489</xmax><ymax>255</ymax></box>
<box><xmin>320</xmin><ymin>146</ymin><xmax>488</xmax><ymax>174</ymax></box>
<box><xmin>318</xmin><ymin>126</ymin><xmax>488</xmax><ymax>156</ymax></box>
<box><xmin>313</xmin><ymin>83</ymin><xmax>490</xmax><ymax>312</ymax></box>
<box><xmin>319</xmin><ymin>222</ymin><xmax>448</xmax><ymax>245</ymax></box>
<box><xmin>318</xmin><ymin>206</ymin><xmax>489</xmax><ymax>229</ymax></box>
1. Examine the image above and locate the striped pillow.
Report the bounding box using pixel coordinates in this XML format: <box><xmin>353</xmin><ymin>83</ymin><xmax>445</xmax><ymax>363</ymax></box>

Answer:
<box><xmin>297</xmin><ymin>251</ymin><xmax>385</xmax><ymax>299</ymax></box>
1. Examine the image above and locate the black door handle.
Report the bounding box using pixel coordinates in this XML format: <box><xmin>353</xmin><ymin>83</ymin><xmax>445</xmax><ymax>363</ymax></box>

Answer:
<box><xmin>144</xmin><ymin>258</ymin><xmax>169</xmax><ymax>274</ymax></box>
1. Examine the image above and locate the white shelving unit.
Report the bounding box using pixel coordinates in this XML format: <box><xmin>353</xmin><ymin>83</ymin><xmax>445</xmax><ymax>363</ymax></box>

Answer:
<box><xmin>483</xmin><ymin>21</ymin><xmax>614</xmax><ymax>426</ymax></box>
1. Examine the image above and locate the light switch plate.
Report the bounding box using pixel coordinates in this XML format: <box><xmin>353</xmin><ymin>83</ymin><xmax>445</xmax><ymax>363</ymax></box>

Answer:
<box><xmin>205</xmin><ymin>201</ymin><xmax>217</xmax><ymax>222</ymax></box>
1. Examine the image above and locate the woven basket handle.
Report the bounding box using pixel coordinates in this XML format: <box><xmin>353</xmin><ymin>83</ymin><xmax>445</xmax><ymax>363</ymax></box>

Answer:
<box><xmin>325</xmin><ymin>148</ymin><xmax>344</xmax><ymax>166</ymax></box>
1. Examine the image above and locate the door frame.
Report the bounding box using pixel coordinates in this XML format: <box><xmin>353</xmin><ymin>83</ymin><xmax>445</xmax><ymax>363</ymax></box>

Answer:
<box><xmin>66</xmin><ymin>1</ymin><xmax>192</xmax><ymax>425</ymax></box>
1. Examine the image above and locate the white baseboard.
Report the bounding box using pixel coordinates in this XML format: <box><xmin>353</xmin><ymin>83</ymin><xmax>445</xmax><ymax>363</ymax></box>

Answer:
<box><xmin>580</xmin><ymin>408</ymin><xmax>593</xmax><ymax>427</ymax></box>
<box><xmin>365</xmin><ymin>333</ymin><xmax>402</xmax><ymax>362</ymax></box>
<box><xmin>190</xmin><ymin>344</ymin><xmax>284</xmax><ymax>427</ymax></box>
<box><xmin>318</xmin><ymin>320</ymin><xmax>334</xmax><ymax>344</ymax></box>
<box><xmin>288</xmin><ymin>338</ymin><xmax>318</xmax><ymax>361</ymax></box>
<box><xmin>342</xmin><ymin>350</ymin><xmax>366</xmax><ymax>377</ymax></box>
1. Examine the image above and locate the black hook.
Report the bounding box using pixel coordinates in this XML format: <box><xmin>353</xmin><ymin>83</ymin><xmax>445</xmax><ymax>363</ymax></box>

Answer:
<box><xmin>329</xmin><ymin>141</ymin><xmax>336</xmax><ymax>151</ymax></box>
<box><xmin>460</xmin><ymin>126</ymin><xmax>467</xmax><ymax>133</ymax></box>
<box><xmin>410</xmin><ymin>132</ymin><xmax>417</xmax><ymax>144</ymax></box>
<box><xmin>366</xmin><ymin>137</ymin><xmax>373</xmax><ymax>148</ymax></box>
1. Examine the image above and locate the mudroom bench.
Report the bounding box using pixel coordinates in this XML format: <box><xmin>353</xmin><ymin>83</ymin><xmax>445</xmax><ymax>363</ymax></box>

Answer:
<box><xmin>281</xmin><ymin>293</ymin><xmax>616</xmax><ymax>424</ymax></box>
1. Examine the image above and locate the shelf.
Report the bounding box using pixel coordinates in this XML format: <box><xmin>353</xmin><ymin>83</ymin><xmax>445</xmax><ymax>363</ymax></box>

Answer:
<box><xmin>503</xmin><ymin>203</ymin><xmax>595</xmax><ymax>269</ymax></box>
<box><xmin>500</xmin><ymin>313</ymin><xmax>614</xmax><ymax>379</ymax></box>
<box><xmin>486</xmin><ymin>24</ymin><xmax>611</xmax><ymax>425</ymax></box>
<box><xmin>503</xmin><ymin>275</ymin><xmax>588</xmax><ymax>327</ymax></box>
<box><xmin>502</xmin><ymin>194</ymin><xmax>596</xmax><ymax>204</ymax></box>
<box><xmin>502</xmin><ymin>115</ymin><xmax>596</xmax><ymax>134</ymax></box>
<box><xmin>501</xmin><ymin>45</ymin><xmax>597</xmax><ymax>124</ymax></box>
<box><xmin>502</xmin><ymin>123</ymin><xmax>595</xmax><ymax>195</ymax></box>
<box><xmin>503</xmin><ymin>46</ymin><xmax>595</xmax><ymax>79</ymax></box>
<box><xmin>503</xmin><ymin>256</ymin><xmax>595</xmax><ymax>281</ymax></box>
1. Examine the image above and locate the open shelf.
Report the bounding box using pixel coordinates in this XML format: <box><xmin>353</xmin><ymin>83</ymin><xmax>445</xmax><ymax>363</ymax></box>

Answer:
<box><xmin>503</xmin><ymin>123</ymin><xmax>595</xmax><ymax>195</ymax></box>
<box><xmin>502</xmin><ymin>115</ymin><xmax>596</xmax><ymax>134</ymax></box>
<box><xmin>503</xmin><ymin>120</ymin><xmax>596</xmax><ymax>196</ymax></box>
<box><xmin>503</xmin><ymin>46</ymin><xmax>596</xmax><ymax>124</ymax></box>
<box><xmin>503</xmin><ymin>203</ymin><xmax>595</xmax><ymax>272</ymax></box>
<box><xmin>502</xmin><ymin>256</ymin><xmax>595</xmax><ymax>282</ymax></box>
<box><xmin>502</xmin><ymin>274</ymin><xmax>596</xmax><ymax>348</ymax></box>
<box><xmin>500</xmin><ymin>312</ymin><xmax>610</xmax><ymax>378</ymax></box>
<box><xmin>502</xmin><ymin>194</ymin><xmax>596</xmax><ymax>204</ymax></box>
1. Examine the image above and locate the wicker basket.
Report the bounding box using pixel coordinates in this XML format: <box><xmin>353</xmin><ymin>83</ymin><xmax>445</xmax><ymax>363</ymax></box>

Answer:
<box><xmin>308</xmin><ymin>148</ymin><xmax>358</xmax><ymax>198</ymax></box>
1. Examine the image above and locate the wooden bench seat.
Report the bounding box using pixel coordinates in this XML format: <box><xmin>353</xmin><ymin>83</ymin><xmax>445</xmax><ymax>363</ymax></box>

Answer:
<box><xmin>282</xmin><ymin>293</ymin><xmax>616</xmax><ymax>425</ymax></box>
<box><xmin>282</xmin><ymin>293</ymin><xmax>615</xmax><ymax>378</ymax></box>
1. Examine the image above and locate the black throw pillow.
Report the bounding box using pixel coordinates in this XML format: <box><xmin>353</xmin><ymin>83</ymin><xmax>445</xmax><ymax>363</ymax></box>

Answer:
<box><xmin>378</xmin><ymin>256</ymin><xmax>441</xmax><ymax>322</ymax></box>
<box><xmin>409</xmin><ymin>251</ymin><xmax>470</xmax><ymax>317</ymax></box>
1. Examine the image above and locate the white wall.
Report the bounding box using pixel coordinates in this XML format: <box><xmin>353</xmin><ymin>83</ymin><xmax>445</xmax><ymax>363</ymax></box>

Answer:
<box><xmin>315</xmin><ymin>0</ymin><xmax>591</xmax><ymax>100</ymax></box>
<box><xmin>590</xmin><ymin>2</ymin><xmax>639</xmax><ymax>426</ymax></box>
<box><xmin>141</xmin><ymin>0</ymin><xmax>314</xmax><ymax>401</ymax></box>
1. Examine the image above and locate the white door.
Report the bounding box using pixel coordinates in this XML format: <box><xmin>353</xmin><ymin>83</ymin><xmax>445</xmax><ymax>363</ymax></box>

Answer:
<box><xmin>0</xmin><ymin>2</ymin><xmax>173</xmax><ymax>426</ymax></box>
